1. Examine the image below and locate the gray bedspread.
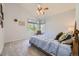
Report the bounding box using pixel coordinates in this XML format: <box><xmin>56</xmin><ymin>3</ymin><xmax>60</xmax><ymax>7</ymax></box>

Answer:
<box><xmin>29</xmin><ymin>35</ymin><xmax>71</xmax><ymax>56</ymax></box>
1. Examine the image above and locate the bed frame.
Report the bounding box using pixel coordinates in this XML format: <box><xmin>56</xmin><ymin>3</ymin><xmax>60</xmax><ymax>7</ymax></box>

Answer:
<box><xmin>72</xmin><ymin>21</ymin><xmax>79</xmax><ymax>56</ymax></box>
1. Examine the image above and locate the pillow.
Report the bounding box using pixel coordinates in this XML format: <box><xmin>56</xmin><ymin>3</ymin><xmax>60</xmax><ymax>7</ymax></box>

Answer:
<box><xmin>65</xmin><ymin>35</ymin><xmax>72</xmax><ymax>39</ymax></box>
<box><xmin>58</xmin><ymin>32</ymin><xmax>73</xmax><ymax>42</ymax></box>
<box><xmin>61</xmin><ymin>35</ymin><xmax>72</xmax><ymax>42</ymax></box>
<box><xmin>55</xmin><ymin>32</ymin><xmax>63</xmax><ymax>40</ymax></box>
<box><xmin>58</xmin><ymin>33</ymin><xmax>68</xmax><ymax>42</ymax></box>
<box><xmin>61</xmin><ymin>38</ymin><xmax>73</xmax><ymax>45</ymax></box>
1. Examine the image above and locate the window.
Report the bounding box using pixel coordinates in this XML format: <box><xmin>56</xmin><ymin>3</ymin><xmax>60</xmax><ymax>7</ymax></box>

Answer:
<box><xmin>27</xmin><ymin>19</ymin><xmax>45</xmax><ymax>34</ymax></box>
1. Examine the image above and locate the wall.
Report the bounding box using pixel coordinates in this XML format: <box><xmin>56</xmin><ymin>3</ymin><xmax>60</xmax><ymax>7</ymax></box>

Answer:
<box><xmin>3</xmin><ymin>4</ymin><xmax>75</xmax><ymax>43</ymax></box>
<box><xmin>3</xmin><ymin>4</ymin><xmax>34</xmax><ymax>43</ymax></box>
<box><xmin>0</xmin><ymin>27</ymin><xmax>4</xmax><ymax>54</ymax></box>
<box><xmin>76</xmin><ymin>4</ymin><xmax>79</xmax><ymax>29</ymax></box>
<box><xmin>45</xmin><ymin>10</ymin><xmax>75</xmax><ymax>38</ymax></box>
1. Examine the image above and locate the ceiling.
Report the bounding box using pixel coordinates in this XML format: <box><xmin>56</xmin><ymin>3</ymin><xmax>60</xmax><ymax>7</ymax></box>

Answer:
<box><xmin>20</xmin><ymin>3</ymin><xmax>75</xmax><ymax>15</ymax></box>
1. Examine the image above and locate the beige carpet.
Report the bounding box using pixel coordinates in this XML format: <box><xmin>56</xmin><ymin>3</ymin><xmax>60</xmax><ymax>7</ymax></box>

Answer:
<box><xmin>1</xmin><ymin>39</ymin><xmax>46</xmax><ymax>56</ymax></box>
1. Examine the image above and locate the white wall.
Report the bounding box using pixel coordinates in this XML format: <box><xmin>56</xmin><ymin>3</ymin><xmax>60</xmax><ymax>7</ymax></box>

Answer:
<box><xmin>3</xmin><ymin>4</ymin><xmax>34</xmax><ymax>43</ymax></box>
<box><xmin>0</xmin><ymin>26</ymin><xmax>4</xmax><ymax>54</ymax></box>
<box><xmin>46</xmin><ymin>10</ymin><xmax>75</xmax><ymax>37</ymax></box>
<box><xmin>3</xmin><ymin>4</ymin><xmax>75</xmax><ymax>43</ymax></box>
<box><xmin>76</xmin><ymin>4</ymin><xmax>79</xmax><ymax>29</ymax></box>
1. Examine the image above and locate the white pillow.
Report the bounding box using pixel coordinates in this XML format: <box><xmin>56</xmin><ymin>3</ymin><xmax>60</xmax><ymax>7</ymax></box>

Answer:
<box><xmin>59</xmin><ymin>33</ymin><xmax>67</xmax><ymax>42</ymax></box>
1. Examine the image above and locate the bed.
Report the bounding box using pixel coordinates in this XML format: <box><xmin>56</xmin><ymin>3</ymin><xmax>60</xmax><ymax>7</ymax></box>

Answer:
<box><xmin>29</xmin><ymin>34</ymin><xmax>72</xmax><ymax>56</ymax></box>
<box><xmin>29</xmin><ymin>21</ymin><xmax>79</xmax><ymax>56</ymax></box>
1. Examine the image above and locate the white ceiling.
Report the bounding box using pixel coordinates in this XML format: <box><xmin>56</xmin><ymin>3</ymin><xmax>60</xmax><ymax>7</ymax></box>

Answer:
<box><xmin>20</xmin><ymin>3</ymin><xmax>75</xmax><ymax>15</ymax></box>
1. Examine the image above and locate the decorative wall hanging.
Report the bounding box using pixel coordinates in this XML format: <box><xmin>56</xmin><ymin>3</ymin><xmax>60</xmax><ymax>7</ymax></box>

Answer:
<box><xmin>0</xmin><ymin>3</ymin><xmax>4</xmax><ymax>28</ymax></box>
<box><xmin>18</xmin><ymin>20</ymin><xmax>25</xmax><ymax>26</ymax></box>
<box><xmin>14</xmin><ymin>18</ymin><xmax>25</xmax><ymax>26</ymax></box>
<box><xmin>14</xmin><ymin>19</ymin><xmax>18</xmax><ymax>22</ymax></box>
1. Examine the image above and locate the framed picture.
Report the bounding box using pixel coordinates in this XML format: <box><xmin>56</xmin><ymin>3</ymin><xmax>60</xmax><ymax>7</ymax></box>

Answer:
<box><xmin>0</xmin><ymin>3</ymin><xmax>4</xmax><ymax>28</ymax></box>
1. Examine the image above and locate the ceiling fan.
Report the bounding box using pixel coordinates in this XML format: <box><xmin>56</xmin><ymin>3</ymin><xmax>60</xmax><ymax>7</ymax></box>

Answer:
<box><xmin>36</xmin><ymin>4</ymin><xmax>48</xmax><ymax>16</ymax></box>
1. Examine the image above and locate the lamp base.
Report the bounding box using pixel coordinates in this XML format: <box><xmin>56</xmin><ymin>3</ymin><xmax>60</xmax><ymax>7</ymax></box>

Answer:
<box><xmin>36</xmin><ymin>30</ymin><xmax>42</xmax><ymax>35</ymax></box>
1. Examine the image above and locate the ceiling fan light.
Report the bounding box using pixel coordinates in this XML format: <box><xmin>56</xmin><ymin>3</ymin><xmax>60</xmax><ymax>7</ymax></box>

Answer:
<box><xmin>40</xmin><ymin>10</ymin><xmax>44</xmax><ymax>15</ymax></box>
<box><xmin>36</xmin><ymin>10</ymin><xmax>40</xmax><ymax>15</ymax></box>
<box><xmin>44</xmin><ymin>7</ymin><xmax>48</xmax><ymax>10</ymax></box>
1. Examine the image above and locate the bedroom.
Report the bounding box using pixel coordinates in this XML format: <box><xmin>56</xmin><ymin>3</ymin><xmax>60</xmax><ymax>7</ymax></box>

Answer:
<box><xmin>0</xmin><ymin>3</ymin><xmax>79</xmax><ymax>56</ymax></box>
